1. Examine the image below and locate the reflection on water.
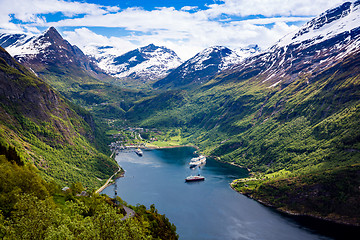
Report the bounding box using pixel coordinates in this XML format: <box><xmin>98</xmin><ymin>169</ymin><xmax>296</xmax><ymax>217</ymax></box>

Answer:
<box><xmin>102</xmin><ymin>147</ymin><xmax>357</xmax><ymax>240</ymax></box>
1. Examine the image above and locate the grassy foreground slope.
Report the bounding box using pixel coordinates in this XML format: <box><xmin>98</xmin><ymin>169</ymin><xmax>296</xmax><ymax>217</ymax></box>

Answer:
<box><xmin>0</xmin><ymin>46</ymin><xmax>117</xmax><ymax>188</ymax></box>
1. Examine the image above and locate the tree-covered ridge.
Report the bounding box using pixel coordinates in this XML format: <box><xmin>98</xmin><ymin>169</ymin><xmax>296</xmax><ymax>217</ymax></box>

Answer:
<box><xmin>0</xmin><ymin>152</ymin><xmax>178</xmax><ymax>239</ymax></box>
<box><xmin>0</xmin><ymin>46</ymin><xmax>117</xmax><ymax>188</ymax></box>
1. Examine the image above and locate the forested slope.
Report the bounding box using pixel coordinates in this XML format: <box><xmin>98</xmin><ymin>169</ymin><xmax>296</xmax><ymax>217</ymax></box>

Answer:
<box><xmin>0</xmin><ymin>46</ymin><xmax>117</xmax><ymax>188</ymax></box>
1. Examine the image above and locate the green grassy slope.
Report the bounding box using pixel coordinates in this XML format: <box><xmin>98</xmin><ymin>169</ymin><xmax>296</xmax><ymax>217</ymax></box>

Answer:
<box><xmin>0</xmin><ymin>46</ymin><xmax>117</xmax><ymax>188</ymax></box>
<box><xmin>32</xmin><ymin>62</ymin><xmax>150</xmax><ymax>120</ymax></box>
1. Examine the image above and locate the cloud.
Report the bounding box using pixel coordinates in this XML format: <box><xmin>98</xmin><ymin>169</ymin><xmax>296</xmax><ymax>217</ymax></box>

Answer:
<box><xmin>235</xmin><ymin>17</ymin><xmax>311</xmax><ymax>25</ymax></box>
<box><xmin>63</xmin><ymin>19</ymin><xmax>298</xmax><ymax>60</ymax></box>
<box><xmin>181</xmin><ymin>6</ymin><xmax>199</xmax><ymax>11</ymax></box>
<box><xmin>56</xmin><ymin>5</ymin><xmax>303</xmax><ymax>59</ymax></box>
<box><xmin>204</xmin><ymin>0</ymin><xmax>349</xmax><ymax>18</ymax></box>
<box><xmin>63</xmin><ymin>27</ymin><xmax>137</xmax><ymax>56</ymax></box>
<box><xmin>0</xmin><ymin>0</ymin><xmax>351</xmax><ymax>60</ymax></box>
<box><xmin>0</xmin><ymin>0</ymin><xmax>119</xmax><ymax>32</ymax></box>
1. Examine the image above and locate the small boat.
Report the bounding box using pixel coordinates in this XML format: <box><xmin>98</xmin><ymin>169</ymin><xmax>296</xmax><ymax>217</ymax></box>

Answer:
<box><xmin>135</xmin><ymin>148</ymin><xmax>143</xmax><ymax>156</ymax></box>
<box><xmin>185</xmin><ymin>175</ymin><xmax>205</xmax><ymax>182</ymax></box>
<box><xmin>189</xmin><ymin>155</ymin><xmax>206</xmax><ymax>168</ymax></box>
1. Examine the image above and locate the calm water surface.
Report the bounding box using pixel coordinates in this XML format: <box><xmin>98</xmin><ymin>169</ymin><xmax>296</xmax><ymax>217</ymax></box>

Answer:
<box><xmin>102</xmin><ymin>147</ymin><xmax>355</xmax><ymax>240</ymax></box>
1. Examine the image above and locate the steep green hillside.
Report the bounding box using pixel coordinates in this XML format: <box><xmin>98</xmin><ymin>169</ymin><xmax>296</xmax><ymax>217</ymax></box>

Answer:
<box><xmin>0</xmin><ymin>46</ymin><xmax>117</xmax><ymax>188</ymax></box>
<box><xmin>33</xmin><ymin>61</ymin><xmax>149</xmax><ymax>120</ymax></box>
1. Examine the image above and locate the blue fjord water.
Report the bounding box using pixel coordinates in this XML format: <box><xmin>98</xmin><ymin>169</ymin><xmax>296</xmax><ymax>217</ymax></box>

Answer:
<box><xmin>101</xmin><ymin>147</ymin><xmax>354</xmax><ymax>240</ymax></box>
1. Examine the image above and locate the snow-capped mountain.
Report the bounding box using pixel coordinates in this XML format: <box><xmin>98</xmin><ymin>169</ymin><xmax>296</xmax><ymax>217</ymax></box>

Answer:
<box><xmin>87</xmin><ymin>44</ymin><xmax>183</xmax><ymax>82</ymax></box>
<box><xmin>226</xmin><ymin>0</ymin><xmax>360</xmax><ymax>88</ymax></box>
<box><xmin>153</xmin><ymin>45</ymin><xmax>260</xmax><ymax>89</ymax></box>
<box><xmin>0</xmin><ymin>27</ymin><xmax>109</xmax><ymax>80</ymax></box>
<box><xmin>277</xmin><ymin>0</ymin><xmax>360</xmax><ymax>48</ymax></box>
<box><xmin>0</xmin><ymin>33</ymin><xmax>34</xmax><ymax>53</ymax></box>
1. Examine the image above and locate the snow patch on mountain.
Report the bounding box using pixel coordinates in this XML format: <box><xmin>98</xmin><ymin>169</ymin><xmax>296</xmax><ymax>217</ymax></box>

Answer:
<box><xmin>224</xmin><ymin>45</ymin><xmax>261</xmax><ymax>70</ymax></box>
<box><xmin>0</xmin><ymin>33</ymin><xmax>43</xmax><ymax>59</ymax></box>
<box><xmin>153</xmin><ymin>45</ymin><xmax>261</xmax><ymax>89</ymax></box>
<box><xmin>0</xmin><ymin>27</ymin><xmax>69</xmax><ymax>63</ymax></box>
<box><xmin>181</xmin><ymin>45</ymin><xmax>260</xmax><ymax>75</ymax></box>
<box><xmin>277</xmin><ymin>0</ymin><xmax>360</xmax><ymax>48</ymax></box>
<box><xmin>85</xmin><ymin>44</ymin><xmax>183</xmax><ymax>81</ymax></box>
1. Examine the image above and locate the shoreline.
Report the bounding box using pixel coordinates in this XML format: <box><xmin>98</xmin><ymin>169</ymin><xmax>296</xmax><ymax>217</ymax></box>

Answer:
<box><xmin>145</xmin><ymin>144</ymin><xmax>198</xmax><ymax>150</ymax></box>
<box><xmin>105</xmin><ymin>144</ymin><xmax>359</xmax><ymax>227</ymax></box>
<box><xmin>212</xmin><ymin>155</ymin><xmax>360</xmax><ymax>227</ymax></box>
<box><xmin>210</xmin><ymin>156</ymin><xmax>251</xmax><ymax>172</ymax></box>
<box><xmin>229</xmin><ymin>179</ymin><xmax>360</xmax><ymax>227</ymax></box>
<box><xmin>95</xmin><ymin>167</ymin><xmax>124</xmax><ymax>194</ymax></box>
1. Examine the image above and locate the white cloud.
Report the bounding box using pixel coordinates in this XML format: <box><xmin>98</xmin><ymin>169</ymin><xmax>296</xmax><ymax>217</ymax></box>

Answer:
<box><xmin>0</xmin><ymin>0</ymin><xmax>118</xmax><ymax>33</ymax></box>
<box><xmin>63</xmin><ymin>27</ymin><xmax>137</xmax><ymax>56</ymax></box>
<box><xmin>57</xmin><ymin>5</ymin><xmax>303</xmax><ymax>59</ymax></box>
<box><xmin>181</xmin><ymin>6</ymin><xmax>198</xmax><ymax>11</ymax></box>
<box><xmin>205</xmin><ymin>0</ymin><xmax>349</xmax><ymax>18</ymax></box>
<box><xmin>0</xmin><ymin>0</ymin><xmax>352</xmax><ymax>60</ymax></box>
<box><xmin>236</xmin><ymin>17</ymin><xmax>311</xmax><ymax>25</ymax></box>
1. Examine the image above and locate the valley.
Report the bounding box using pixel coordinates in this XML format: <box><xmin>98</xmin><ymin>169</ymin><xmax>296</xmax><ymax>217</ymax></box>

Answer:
<box><xmin>0</xmin><ymin>0</ymin><xmax>360</xmax><ymax>239</ymax></box>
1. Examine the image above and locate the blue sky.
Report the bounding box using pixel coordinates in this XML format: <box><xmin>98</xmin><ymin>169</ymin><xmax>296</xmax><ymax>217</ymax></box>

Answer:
<box><xmin>0</xmin><ymin>0</ymin><xmax>350</xmax><ymax>59</ymax></box>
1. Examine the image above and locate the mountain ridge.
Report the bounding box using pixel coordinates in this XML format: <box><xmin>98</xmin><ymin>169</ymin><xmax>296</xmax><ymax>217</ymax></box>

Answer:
<box><xmin>87</xmin><ymin>43</ymin><xmax>183</xmax><ymax>84</ymax></box>
<box><xmin>0</xmin><ymin>27</ymin><xmax>112</xmax><ymax>83</ymax></box>
<box><xmin>213</xmin><ymin>1</ymin><xmax>360</xmax><ymax>90</ymax></box>
<box><xmin>153</xmin><ymin>45</ymin><xmax>260</xmax><ymax>89</ymax></box>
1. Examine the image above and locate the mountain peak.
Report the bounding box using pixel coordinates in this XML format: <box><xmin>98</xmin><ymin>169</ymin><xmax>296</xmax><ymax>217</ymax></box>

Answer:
<box><xmin>199</xmin><ymin>46</ymin><xmax>232</xmax><ymax>57</ymax></box>
<box><xmin>43</xmin><ymin>26</ymin><xmax>63</xmax><ymax>41</ymax></box>
<box><xmin>92</xmin><ymin>43</ymin><xmax>182</xmax><ymax>81</ymax></box>
<box><xmin>46</xmin><ymin>26</ymin><xmax>58</xmax><ymax>33</ymax></box>
<box><xmin>153</xmin><ymin>45</ymin><xmax>259</xmax><ymax>89</ymax></box>
<box><xmin>141</xmin><ymin>43</ymin><xmax>157</xmax><ymax>51</ymax></box>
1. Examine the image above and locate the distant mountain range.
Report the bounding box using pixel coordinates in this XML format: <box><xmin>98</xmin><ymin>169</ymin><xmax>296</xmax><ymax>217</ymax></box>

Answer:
<box><xmin>87</xmin><ymin>43</ymin><xmax>183</xmax><ymax>83</ymax></box>
<box><xmin>0</xmin><ymin>28</ymin><xmax>260</xmax><ymax>86</ymax></box>
<box><xmin>153</xmin><ymin>45</ymin><xmax>260</xmax><ymax>89</ymax></box>
<box><xmin>1</xmin><ymin>0</ymin><xmax>359</xmax><ymax>91</ymax></box>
